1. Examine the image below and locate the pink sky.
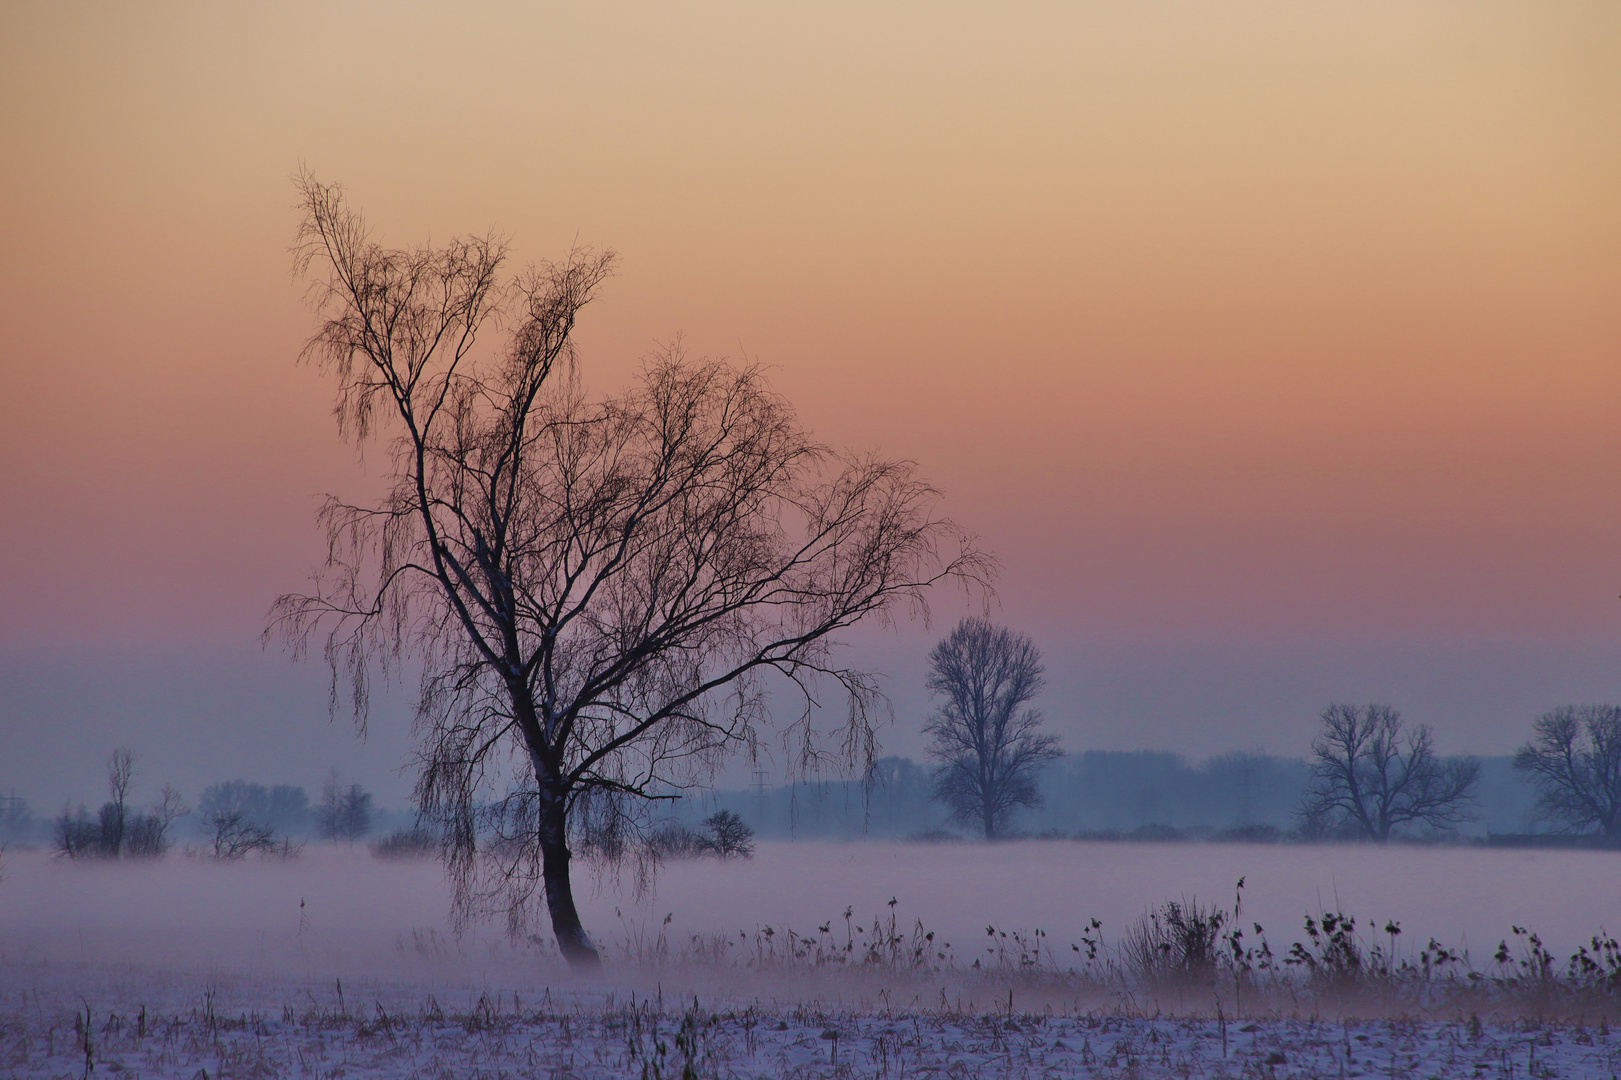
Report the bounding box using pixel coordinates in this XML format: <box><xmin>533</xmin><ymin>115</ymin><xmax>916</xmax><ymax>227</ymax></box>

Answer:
<box><xmin>3</xmin><ymin>3</ymin><xmax>1620</xmax><ymax>799</ymax></box>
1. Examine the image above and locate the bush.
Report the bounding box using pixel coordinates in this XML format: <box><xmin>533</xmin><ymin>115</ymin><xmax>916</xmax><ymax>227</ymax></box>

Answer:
<box><xmin>1121</xmin><ymin>897</ymin><xmax>1228</xmax><ymax>983</ymax></box>
<box><xmin>370</xmin><ymin>827</ymin><xmax>438</xmax><ymax>859</ymax></box>
<box><xmin>54</xmin><ymin>805</ymin><xmax>101</xmax><ymax>857</ymax></box>
<box><xmin>649</xmin><ymin>822</ymin><xmax>709</xmax><ymax>859</ymax></box>
<box><xmin>648</xmin><ymin>811</ymin><xmax>757</xmax><ymax>860</ymax></box>
<box><xmin>54</xmin><ymin>803</ymin><xmax>176</xmax><ymax>858</ymax></box>
<box><xmin>203</xmin><ymin>810</ymin><xmax>291</xmax><ymax>859</ymax></box>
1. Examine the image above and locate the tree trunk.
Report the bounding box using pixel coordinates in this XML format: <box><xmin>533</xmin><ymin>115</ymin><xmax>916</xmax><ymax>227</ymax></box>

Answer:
<box><xmin>536</xmin><ymin>780</ymin><xmax>600</xmax><ymax>968</ymax></box>
<box><xmin>982</xmin><ymin>801</ymin><xmax>996</xmax><ymax>841</ymax></box>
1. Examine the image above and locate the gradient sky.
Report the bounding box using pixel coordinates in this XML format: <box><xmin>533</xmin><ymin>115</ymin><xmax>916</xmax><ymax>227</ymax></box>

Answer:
<box><xmin>3</xmin><ymin>2</ymin><xmax>1620</xmax><ymax>807</ymax></box>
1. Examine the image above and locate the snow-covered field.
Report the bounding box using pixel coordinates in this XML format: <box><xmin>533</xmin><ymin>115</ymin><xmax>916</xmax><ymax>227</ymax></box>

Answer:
<box><xmin>3</xmin><ymin>841</ymin><xmax>1619</xmax><ymax>1077</ymax></box>
<box><xmin>7</xmin><ymin>965</ymin><xmax>1621</xmax><ymax>1079</ymax></box>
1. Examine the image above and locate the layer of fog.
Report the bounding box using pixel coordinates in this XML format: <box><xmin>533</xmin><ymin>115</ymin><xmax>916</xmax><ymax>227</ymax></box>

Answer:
<box><xmin>3</xmin><ymin>841</ymin><xmax>1615</xmax><ymax>988</ymax></box>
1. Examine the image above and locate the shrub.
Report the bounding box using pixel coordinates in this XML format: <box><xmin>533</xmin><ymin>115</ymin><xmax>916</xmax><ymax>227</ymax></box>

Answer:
<box><xmin>204</xmin><ymin>810</ymin><xmax>287</xmax><ymax>859</ymax></box>
<box><xmin>54</xmin><ymin>805</ymin><xmax>101</xmax><ymax>858</ymax></box>
<box><xmin>1121</xmin><ymin>897</ymin><xmax>1227</xmax><ymax>983</ymax></box>
<box><xmin>196</xmin><ymin>781</ymin><xmax>309</xmax><ymax>836</ymax></box>
<box><xmin>648</xmin><ymin>812</ymin><xmax>757</xmax><ymax>859</ymax></box>
<box><xmin>54</xmin><ymin>803</ymin><xmax>176</xmax><ymax>858</ymax></box>
<box><xmin>649</xmin><ymin>822</ymin><xmax>709</xmax><ymax>859</ymax></box>
<box><xmin>370</xmin><ymin>827</ymin><xmax>438</xmax><ymax>859</ymax></box>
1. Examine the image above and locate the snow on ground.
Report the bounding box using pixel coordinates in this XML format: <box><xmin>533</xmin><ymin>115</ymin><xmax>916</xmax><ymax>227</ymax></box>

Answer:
<box><xmin>3</xmin><ymin>843</ymin><xmax>1621</xmax><ymax>1076</ymax></box>
<box><xmin>4</xmin><ymin>961</ymin><xmax>1620</xmax><ymax>1079</ymax></box>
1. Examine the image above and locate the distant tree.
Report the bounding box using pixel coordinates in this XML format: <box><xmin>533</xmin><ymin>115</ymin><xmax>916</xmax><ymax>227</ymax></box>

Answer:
<box><xmin>314</xmin><ymin>773</ymin><xmax>374</xmax><ymax>841</ymax></box>
<box><xmin>271</xmin><ymin>176</ymin><xmax>986</xmax><ymax>966</ymax></box>
<box><xmin>197</xmin><ymin>781</ymin><xmax>309</xmax><ymax>835</ymax></box>
<box><xmin>701</xmin><ymin>809</ymin><xmax>756</xmax><ymax>858</ymax></box>
<box><xmin>126</xmin><ymin>783</ymin><xmax>188</xmax><ymax>857</ymax></box>
<box><xmin>1298</xmin><ymin>703</ymin><xmax>1479</xmax><ymax>842</ymax></box>
<box><xmin>0</xmin><ymin>793</ymin><xmax>37</xmax><ymax>845</ymax></box>
<box><xmin>923</xmin><ymin>618</ymin><xmax>1060</xmax><ymax>839</ymax></box>
<box><xmin>648</xmin><ymin>821</ymin><xmax>709</xmax><ymax>859</ymax></box>
<box><xmin>52</xmin><ymin>750</ymin><xmax>185</xmax><ymax>859</ymax></box>
<box><xmin>53</xmin><ymin>804</ymin><xmax>100</xmax><ymax>857</ymax></box>
<box><xmin>104</xmin><ymin>748</ymin><xmax>134</xmax><ymax>857</ymax></box>
<box><xmin>1513</xmin><ymin>704</ymin><xmax>1621</xmax><ymax>839</ymax></box>
<box><xmin>204</xmin><ymin>810</ymin><xmax>280</xmax><ymax>859</ymax></box>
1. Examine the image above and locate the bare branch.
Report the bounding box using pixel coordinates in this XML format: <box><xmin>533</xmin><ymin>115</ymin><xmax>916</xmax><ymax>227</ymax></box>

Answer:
<box><xmin>273</xmin><ymin>178</ymin><xmax>990</xmax><ymax>966</ymax></box>
<box><xmin>1297</xmin><ymin>703</ymin><xmax>1478</xmax><ymax>841</ymax></box>
<box><xmin>922</xmin><ymin>618</ymin><xmax>1058</xmax><ymax>840</ymax></box>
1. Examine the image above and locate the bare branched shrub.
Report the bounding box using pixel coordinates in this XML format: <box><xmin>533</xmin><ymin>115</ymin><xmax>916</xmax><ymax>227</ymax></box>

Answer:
<box><xmin>204</xmin><ymin>811</ymin><xmax>285</xmax><ymax>860</ymax></box>
<box><xmin>648</xmin><ymin>822</ymin><xmax>708</xmax><ymax>859</ymax></box>
<box><xmin>53</xmin><ymin>805</ymin><xmax>100</xmax><ymax>858</ymax></box>
<box><xmin>370</xmin><ymin>827</ymin><xmax>439</xmax><ymax>859</ymax></box>
<box><xmin>53</xmin><ymin>765</ymin><xmax>187</xmax><ymax>860</ymax></box>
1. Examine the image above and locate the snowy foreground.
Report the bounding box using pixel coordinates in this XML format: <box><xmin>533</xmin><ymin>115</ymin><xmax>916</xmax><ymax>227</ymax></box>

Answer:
<box><xmin>4</xmin><ymin>962</ymin><xmax>1621</xmax><ymax>1079</ymax></box>
<box><xmin>4</xmin><ymin>843</ymin><xmax>1621</xmax><ymax>1076</ymax></box>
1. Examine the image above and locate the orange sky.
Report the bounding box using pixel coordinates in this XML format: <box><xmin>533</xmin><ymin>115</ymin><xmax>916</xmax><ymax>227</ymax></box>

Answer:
<box><xmin>2</xmin><ymin>2</ymin><xmax>1620</xmax><ymax>787</ymax></box>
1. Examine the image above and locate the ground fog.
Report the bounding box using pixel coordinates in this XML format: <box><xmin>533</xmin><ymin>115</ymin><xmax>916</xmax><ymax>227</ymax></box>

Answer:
<box><xmin>3</xmin><ymin>841</ymin><xmax>1619</xmax><ymax>1077</ymax></box>
<box><xmin>2</xmin><ymin>841</ymin><xmax>1614</xmax><ymax>974</ymax></box>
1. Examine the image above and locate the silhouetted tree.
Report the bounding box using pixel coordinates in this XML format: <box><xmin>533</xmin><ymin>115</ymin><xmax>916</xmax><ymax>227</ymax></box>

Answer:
<box><xmin>271</xmin><ymin>176</ymin><xmax>987</xmax><ymax>966</ymax></box>
<box><xmin>923</xmin><ymin>618</ymin><xmax>1059</xmax><ymax>839</ymax></box>
<box><xmin>127</xmin><ymin>784</ymin><xmax>188</xmax><ymax>856</ymax></box>
<box><xmin>1298</xmin><ymin>703</ymin><xmax>1478</xmax><ymax>841</ymax></box>
<box><xmin>204</xmin><ymin>810</ymin><xmax>280</xmax><ymax>859</ymax></box>
<box><xmin>315</xmin><ymin>773</ymin><xmax>374</xmax><ymax>840</ymax></box>
<box><xmin>701</xmin><ymin>809</ymin><xmax>755</xmax><ymax>858</ymax></box>
<box><xmin>52</xmin><ymin>751</ymin><xmax>187</xmax><ymax>859</ymax></box>
<box><xmin>1513</xmin><ymin>704</ymin><xmax>1621</xmax><ymax>839</ymax></box>
<box><xmin>104</xmin><ymin>748</ymin><xmax>134</xmax><ymax>857</ymax></box>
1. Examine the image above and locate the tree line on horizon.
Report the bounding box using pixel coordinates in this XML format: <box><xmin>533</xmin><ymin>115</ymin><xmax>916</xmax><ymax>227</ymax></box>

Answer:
<box><xmin>0</xmin><ymin>751</ymin><xmax>388</xmax><ymax>858</ymax></box>
<box><xmin>5</xmin><ymin>691</ymin><xmax>1614</xmax><ymax>856</ymax></box>
<box><xmin>888</xmin><ymin>615</ymin><xmax>1621</xmax><ymax>846</ymax></box>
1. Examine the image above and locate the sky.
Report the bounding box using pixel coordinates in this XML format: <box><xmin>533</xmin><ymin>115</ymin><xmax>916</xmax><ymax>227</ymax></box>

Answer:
<box><xmin>2</xmin><ymin>2</ymin><xmax>1620</xmax><ymax>809</ymax></box>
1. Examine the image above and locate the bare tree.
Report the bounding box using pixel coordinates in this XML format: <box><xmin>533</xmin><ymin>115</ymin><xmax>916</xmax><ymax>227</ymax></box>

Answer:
<box><xmin>701</xmin><ymin>809</ymin><xmax>755</xmax><ymax>859</ymax></box>
<box><xmin>127</xmin><ymin>783</ymin><xmax>190</xmax><ymax>856</ymax></box>
<box><xmin>271</xmin><ymin>176</ymin><xmax>988</xmax><ymax>966</ymax></box>
<box><xmin>1297</xmin><ymin>703</ymin><xmax>1478</xmax><ymax>842</ymax></box>
<box><xmin>314</xmin><ymin>772</ymin><xmax>374</xmax><ymax>841</ymax></box>
<box><xmin>105</xmin><ymin>748</ymin><xmax>134</xmax><ymax>857</ymax></box>
<box><xmin>1513</xmin><ymin>704</ymin><xmax>1621</xmax><ymax>839</ymax></box>
<box><xmin>54</xmin><ymin>754</ymin><xmax>186</xmax><ymax>859</ymax></box>
<box><xmin>922</xmin><ymin>618</ymin><xmax>1059</xmax><ymax>839</ymax></box>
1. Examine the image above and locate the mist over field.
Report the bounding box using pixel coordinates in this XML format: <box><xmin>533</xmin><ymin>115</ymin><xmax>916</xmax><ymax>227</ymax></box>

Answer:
<box><xmin>4</xmin><ymin>842</ymin><xmax>1617</xmax><ymax>975</ymax></box>
<box><xmin>6</xmin><ymin>840</ymin><xmax>1621</xmax><ymax>1076</ymax></box>
<box><xmin>5</xmin><ymin>2</ymin><xmax>1621</xmax><ymax>1074</ymax></box>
